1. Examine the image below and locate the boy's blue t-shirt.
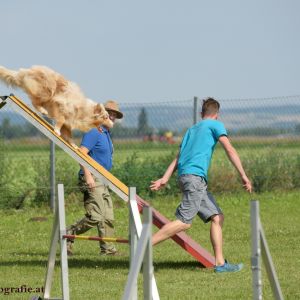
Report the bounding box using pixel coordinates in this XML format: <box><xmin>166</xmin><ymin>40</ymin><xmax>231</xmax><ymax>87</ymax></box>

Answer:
<box><xmin>177</xmin><ymin>119</ymin><xmax>227</xmax><ymax>181</ymax></box>
<box><xmin>79</xmin><ymin>127</ymin><xmax>113</xmax><ymax>176</ymax></box>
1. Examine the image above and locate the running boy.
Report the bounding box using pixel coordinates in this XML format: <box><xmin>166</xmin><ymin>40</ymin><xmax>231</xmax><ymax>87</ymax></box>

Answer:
<box><xmin>150</xmin><ymin>97</ymin><xmax>252</xmax><ymax>273</ymax></box>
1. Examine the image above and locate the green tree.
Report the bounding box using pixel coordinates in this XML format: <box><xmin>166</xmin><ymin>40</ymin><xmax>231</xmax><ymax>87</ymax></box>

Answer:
<box><xmin>111</xmin><ymin>123</ymin><xmax>137</xmax><ymax>138</ymax></box>
<box><xmin>0</xmin><ymin>117</ymin><xmax>41</xmax><ymax>139</ymax></box>
<box><xmin>1</xmin><ymin>118</ymin><xmax>14</xmax><ymax>139</ymax></box>
<box><xmin>295</xmin><ymin>123</ymin><xmax>300</xmax><ymax>134</ymax></box>
<box><xmin>137</xmin><ymin>107</ymin><xmax>151</xmax><ymax>136</ymax></box>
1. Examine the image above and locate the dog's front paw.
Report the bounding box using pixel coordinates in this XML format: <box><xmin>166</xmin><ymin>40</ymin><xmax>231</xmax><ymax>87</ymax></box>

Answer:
<box><xmin>54</xmin><ymin>128</ymin><xmax>61</xmax><ymax>136</ymax></box>
<box><xmin>71</xmin><ymin>143</ymin><xmax>79</xmax><ymax>149</ymax></box>
<box><xmin>38</xmin><ymin>107</ymin><xmax>49</xmax><ymax>115</ymax></box>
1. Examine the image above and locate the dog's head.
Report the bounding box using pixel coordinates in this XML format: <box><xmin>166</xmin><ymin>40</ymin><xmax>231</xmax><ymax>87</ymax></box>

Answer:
<box><xmin>93</xmin><ymin>103</ymin><xmax>114</xmax><ymax>128</ymax></box>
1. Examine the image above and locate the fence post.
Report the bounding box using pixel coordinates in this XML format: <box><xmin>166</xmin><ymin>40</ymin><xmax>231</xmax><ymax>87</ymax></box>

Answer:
<box><xmin>193</xmin><ymin>96</ymin><xmax>199</xmax><ymax>125</ymax></box>
<box><xmin>0</xmin><ymin>127</ymin><xmax>4</xmax><ymax>189</ymax></box>
<box><xmin>50</xmin><ymin>134</ymin><xmax>55</xmax><ymax>212</ymax></box>
<box><xmin>251</xmin><ymin>200</ymin><xmax>262</xmax><ymax>300</ymax></box>
<box><xmin>49</xmin><ymin>119</ymin><xmax>55</xmax><ymax>212</ymax></box>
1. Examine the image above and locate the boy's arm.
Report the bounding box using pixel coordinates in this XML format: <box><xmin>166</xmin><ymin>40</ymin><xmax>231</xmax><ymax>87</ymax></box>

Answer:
<box><xmin>218</xmin><ymin>136</ymin><xmax>252</xmax><ymax>193</ymax></box>
<box><xmin>150</xmin><ymin>153</ymin><xmax>179</xmax><ymax>191</ymax></box>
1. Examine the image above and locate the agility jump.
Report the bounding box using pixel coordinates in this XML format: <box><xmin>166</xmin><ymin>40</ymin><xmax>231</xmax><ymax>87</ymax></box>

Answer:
<box><xmin>63</xmin><ymin>234</ymin><xmax>129</xmax><ymax>244</ymax></box>
<box><xmin>42</xmin><ymin>183</ymin><xmax>156</xmax><ymax>300</ymax></box>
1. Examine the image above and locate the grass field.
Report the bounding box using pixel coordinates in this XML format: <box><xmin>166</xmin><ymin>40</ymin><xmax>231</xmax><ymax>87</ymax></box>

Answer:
<box><xmin>2</xmin><ymin>137</ymin><xmax>300</xmax><ymax>210</ymax></box>
<box><xmin>1</xmin><ymin>138</ymin><xmax>300</xmax><ymax>299</ymax></box>
<box><xmin>0</xmin><ymin>190</ymin><xmax>299</xmax><ymax>299</ymax></box>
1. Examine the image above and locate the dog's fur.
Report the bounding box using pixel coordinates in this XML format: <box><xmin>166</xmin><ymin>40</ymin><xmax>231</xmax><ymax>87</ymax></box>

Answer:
<box><xmin>0</xmin><ymin>65</ymin><xmax>113</xmax><ymax>145</ymax></box>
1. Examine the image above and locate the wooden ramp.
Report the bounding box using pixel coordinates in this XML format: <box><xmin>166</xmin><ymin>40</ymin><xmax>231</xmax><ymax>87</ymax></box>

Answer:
<box><xmin>0</xmin><ymin>94</ymin><xmax>215</xmax><ymax>268</ymax></box>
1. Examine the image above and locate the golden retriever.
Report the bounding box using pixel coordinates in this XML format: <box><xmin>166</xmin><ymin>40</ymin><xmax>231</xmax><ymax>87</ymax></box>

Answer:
<box><xmin>0</xmin><ymin>65</ymin><xmax>113</xmax><ymax>146</ymax></box>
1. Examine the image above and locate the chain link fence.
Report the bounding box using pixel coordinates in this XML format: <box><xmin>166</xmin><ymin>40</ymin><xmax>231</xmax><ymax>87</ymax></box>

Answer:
<box><xmin>0</xmin><ymin>95</ymin><xmax>300</xmax><ymax>208</ymax></box>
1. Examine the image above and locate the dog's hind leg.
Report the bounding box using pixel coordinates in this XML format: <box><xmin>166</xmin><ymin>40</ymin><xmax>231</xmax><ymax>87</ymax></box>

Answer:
<box><xmin>36</xmin><ymin>106</ymin><xmax>48</xmax><ymax>115</ymax></box>
<box><xmin>31</xmin><ymin>97</ymin><xmax>49</xmax><ymax>115</ymax></box>
<box><xmin>33</xmin><ymin>104</ymin><xmax>48</xmax><ymax>115</ymax></box>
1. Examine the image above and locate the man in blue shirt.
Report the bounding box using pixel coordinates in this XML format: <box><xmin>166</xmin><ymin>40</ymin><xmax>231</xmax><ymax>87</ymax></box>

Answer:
<box><xmin>150</xmin><ymin>98</ymin><xmax>252</xmax><ymax>273</ymax></box>
<box><xmin>67</xmin><ymin>100</ymin><xmax>123</xmax><ymax>256</ymax></box>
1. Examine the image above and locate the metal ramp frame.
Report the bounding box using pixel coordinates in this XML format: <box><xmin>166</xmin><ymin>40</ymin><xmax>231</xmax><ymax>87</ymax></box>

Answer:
<box><xmin>0</xmin><ymin>94</ymin><xmax>215</xmax><ymax>268</ymax></box>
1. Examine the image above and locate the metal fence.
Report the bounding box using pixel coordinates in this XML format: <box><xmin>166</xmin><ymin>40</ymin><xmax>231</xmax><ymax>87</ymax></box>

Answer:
<box><xmin>118</xmin><ymin>95</ymin><xmax>300</xmax><ymax>139</ymax></box>
<box><xmin>2</xmin><ymin>95</ymin><xmax>300</xmax><ymax>142</ymax></box>
<box><xmin>0</xmin><ymin>95</ymin><xmax>300</xmax><ymax>208</ymax></box>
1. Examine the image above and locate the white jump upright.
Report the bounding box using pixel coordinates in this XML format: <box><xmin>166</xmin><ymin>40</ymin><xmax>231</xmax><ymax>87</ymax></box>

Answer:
<box><xmin>43</xmin><ymin>185</ymin><xmax>159</xmax><ymax>300</ymax></box>
<box><xmin>250</xmin><ymin>200</ymin><xmax>284</xmax><ymax>300</ymax></box>
<box><xmin>44</xmin><ymin>184</ymin><xmax>69</xmax><ymax>300</ymax></box>
<box><xmin>127</xmin><ymin>187</ymin><xmax>160</xmax><ymax>300</ymax></box>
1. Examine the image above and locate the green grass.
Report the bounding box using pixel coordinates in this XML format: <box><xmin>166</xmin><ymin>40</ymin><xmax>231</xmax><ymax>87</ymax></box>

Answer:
<box><xmin>0</xmin><ymin>191</ymin><xmax>299</xmax><ymax>299</ymax></box>
<box><xmin>2</xmin><ymin>138</ymin><xmax>300</xmax><ymax>209</ymax></box>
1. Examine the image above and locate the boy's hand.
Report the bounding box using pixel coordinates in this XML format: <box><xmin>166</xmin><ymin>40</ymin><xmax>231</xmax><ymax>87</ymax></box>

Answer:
<box><xmin>242</xmin><ymin>175</ymin><xmax>252</xmax><ymax>193</ymax></box>
<box><xmin>150</xmin><ymin>178</ymin><xmax>168</xmax><ymax>191</ymax></box>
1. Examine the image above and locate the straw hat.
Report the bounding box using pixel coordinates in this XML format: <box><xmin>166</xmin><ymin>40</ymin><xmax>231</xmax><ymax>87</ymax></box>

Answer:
<box><xmin>104</xmin><ymin>100</ymin><xmax>123</xmax><ymax>119</ymax></box>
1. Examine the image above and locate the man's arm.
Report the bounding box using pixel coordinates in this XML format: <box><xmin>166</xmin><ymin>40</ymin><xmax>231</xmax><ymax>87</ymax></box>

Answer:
<box><xmin>219</xmin><ymin>136</ymin><xmax>252</xmax><ymax>193</ymax></box>
<box><xmin>150</xmin><ymin>152</ymin><xmax>179</xmax><ymax>191</ymax></box>
<box><xmin>79</xmin><ymin>146</ymin><xmax>96</xmax><ymax>190</ymax></box>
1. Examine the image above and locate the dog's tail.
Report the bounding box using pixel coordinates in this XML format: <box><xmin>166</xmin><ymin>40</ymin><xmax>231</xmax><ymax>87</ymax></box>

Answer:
<box><xmin>0</xmin><ymin>66</ymin><xmax>22</xmax><ymax>88</ymax></box>
<box><xmin>0</xmin><ymin>65</ymin><xmax>68</xmax><ymax>100</ymax></box>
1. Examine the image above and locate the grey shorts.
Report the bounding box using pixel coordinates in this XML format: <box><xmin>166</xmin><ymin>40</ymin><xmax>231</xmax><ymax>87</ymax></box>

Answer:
<box><xmin>175</xmin><ymin>174</ymin><xmax>222</xmax><ymax>224</ymax></box>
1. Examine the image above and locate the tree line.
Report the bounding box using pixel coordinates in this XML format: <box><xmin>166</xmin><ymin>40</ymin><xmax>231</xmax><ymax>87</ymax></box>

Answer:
<box><xmin>1</xmin><ymin>107</ymin><xmax>300</xmax><ymax>139</ymax></box>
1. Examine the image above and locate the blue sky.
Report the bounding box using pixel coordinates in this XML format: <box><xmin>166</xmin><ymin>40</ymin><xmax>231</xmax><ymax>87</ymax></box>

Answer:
<box><xmin>0</xmin><ymin>0</ymin><xmax>299</xmax><ymax>103</ymax></box>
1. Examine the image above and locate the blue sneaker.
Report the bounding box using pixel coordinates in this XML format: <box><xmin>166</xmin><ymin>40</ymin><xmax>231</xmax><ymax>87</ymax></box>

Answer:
<box><xmin>214</xmin><ymin>260</ymin><xmax>243</xmax><ymax>273</ymax></box>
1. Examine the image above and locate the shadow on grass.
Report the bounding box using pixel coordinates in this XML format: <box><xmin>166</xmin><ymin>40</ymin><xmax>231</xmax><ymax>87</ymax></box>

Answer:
<box><xmin>10</xmin><ymin>251</ymin><xmax>51</xmax><ymax>257</ymax></box>
<box><xmin>1</xmin><ymin>254</ymin><xmax>130</xmax><ymax>269</ymax></box>
<box><xmin>154</xmin><ymin>260</ymin><xmax>206</xmax><ymax>270</ymax></box>
<box><xmin>69</xmin><ymin>259</ymin><xmax>206</xmax><ymax>270</ymax></box>
<box><xmin>1</xmin><ymin>256</ymin><xmax>207</xmax><ymax>271</ymax></box>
